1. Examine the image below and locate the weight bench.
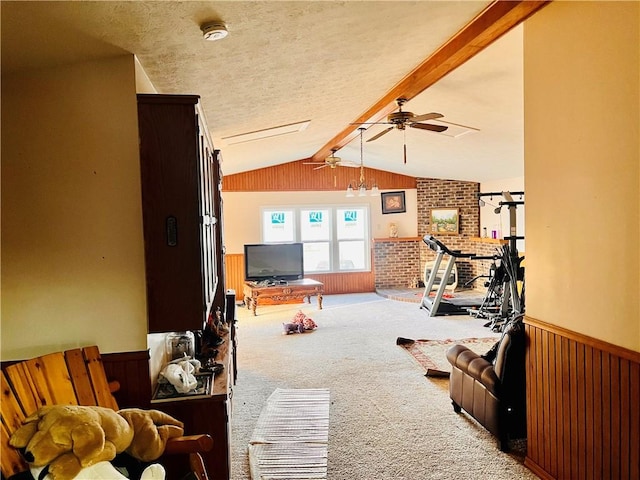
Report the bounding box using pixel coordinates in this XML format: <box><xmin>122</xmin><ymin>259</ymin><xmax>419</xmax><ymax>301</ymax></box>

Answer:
<box><xmin>1</xmin><ymin>345</ymin><xmax>213</xmax><ymax>479</ymax></box>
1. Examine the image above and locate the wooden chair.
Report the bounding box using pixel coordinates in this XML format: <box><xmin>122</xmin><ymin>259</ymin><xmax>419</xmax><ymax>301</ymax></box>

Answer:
<box><xmin>0</xmin><ymin>346</ymin><xmax>213</xmax><ymax>479</ymax></box>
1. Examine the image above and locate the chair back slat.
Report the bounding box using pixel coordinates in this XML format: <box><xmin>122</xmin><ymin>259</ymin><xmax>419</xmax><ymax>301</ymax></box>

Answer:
<box><xmin>65</xmin><ymin>348</ymin><xmax>98</xmax><ymax>406</ymax></box>
<box><xmin>1</xmin><ymin>371</ymin><xmax>30</xmax><ymax>476</ymax></box>
<box><xmin>1</xmin><ymin>420</ymin><xmax>27</xmax><ymax>477</ymax></box>
<box><xmin>82</xmin><ymin>346</ymin><xmax>119</xmax><ymax>410</ymax></box>
<box><xmin>1</xmin><ymin>371</ymin><xmax>28</xmax><ymax>431</ymax></box>
<box><xmin>3</xmin><ymin>364</ymin><xmax>39</xmax><ymax>418</ymax></box>
<box><xmin>26</xmin><ymin>352</ymin><xmax>78</xmax><ymax>407</ymax></box>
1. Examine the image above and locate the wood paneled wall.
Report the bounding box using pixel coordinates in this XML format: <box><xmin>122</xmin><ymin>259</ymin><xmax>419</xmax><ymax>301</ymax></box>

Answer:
<box><xmin>304</xmin><ymin>272</ymin><xmax>375</xmax><ymax>294</ymax></box>
<box><xmin>225</xmin><ymin>254</ymin><xmax>246</xmax><ymax>299</ymax></box>
<box><xmin>524</xmin><ymin>318</ymin><xmax>640</xmax><ymax>480</ymax></box>
<box><xmin>223</xmin><ymin>160</ymin><xmax>416</xmax><ymax>192</ymax></box>
<box><xmin>101</xmin><ymin>350</ymin><xmax>152</xmax><ymax>409</ymax></box>
<box><xmin>225</xmin><ymin>253</ymin><xmax>375</xmax><ymax>301</ymax></box>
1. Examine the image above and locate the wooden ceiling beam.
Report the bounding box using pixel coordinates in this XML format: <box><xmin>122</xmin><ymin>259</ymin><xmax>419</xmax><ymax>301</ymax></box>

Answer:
<box><xmin>310</xmin><ymin>0</ymin><xmax>550</xmax><ymax>163</ymax></box>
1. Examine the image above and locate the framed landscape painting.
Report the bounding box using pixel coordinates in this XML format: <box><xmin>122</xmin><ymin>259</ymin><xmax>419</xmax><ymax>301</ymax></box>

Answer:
<box><xmin>430</xmin><ymin>208</ymin><xmax>459</xmax><ymax>234</ymax></box>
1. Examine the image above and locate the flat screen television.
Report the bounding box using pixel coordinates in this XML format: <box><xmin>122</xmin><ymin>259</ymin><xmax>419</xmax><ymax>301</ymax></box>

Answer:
<box><xmin>244</xmin><ymin>243</ymin><xmax>304</xmax><ymax>282</ymax></box>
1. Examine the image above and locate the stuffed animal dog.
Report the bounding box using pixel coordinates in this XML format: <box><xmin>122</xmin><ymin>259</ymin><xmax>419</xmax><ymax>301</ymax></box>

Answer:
<box><xmin>9</xmin><ymin>405</ymin><xmax>133</xmax><ymax>480</ymax></box>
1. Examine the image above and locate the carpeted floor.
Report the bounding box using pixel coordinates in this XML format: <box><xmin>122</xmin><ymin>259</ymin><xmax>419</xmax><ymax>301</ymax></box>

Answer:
<box><xmin>230</xmin><ymin>293</ymin><xmax>537</xmax><ymax>479</ymax></box>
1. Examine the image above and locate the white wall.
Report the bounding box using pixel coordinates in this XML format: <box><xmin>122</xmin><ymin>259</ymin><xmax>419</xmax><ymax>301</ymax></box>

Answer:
<box><xmin>222</xmin><ymin>189</ymin><xmax>418</xmax><ymax>254</ymax></box>
<box><xmin>1</xmin><ymin>55</ymin><xmax>148</xmax><ymax>359</ymax></box>
<box><xmin>524</xmin><ymin>1</ymin><xmax>639</xmax><ymax>350</ymax></box>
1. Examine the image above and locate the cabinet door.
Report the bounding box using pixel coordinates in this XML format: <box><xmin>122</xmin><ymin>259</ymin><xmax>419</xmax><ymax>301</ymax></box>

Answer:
<box><xmin>212</xmin><ymin>149</ymin><xmax>226</xmax><ymax>309</ymax></box>
<box><xmin>138</xmin><ymin>95</ymin><xmax>208</xmax><ymax>333</ymax></box>
<box><xmin>197</xmin><ymin>118</ymin><xmax>217</xmax><ymax>318</ymax></box>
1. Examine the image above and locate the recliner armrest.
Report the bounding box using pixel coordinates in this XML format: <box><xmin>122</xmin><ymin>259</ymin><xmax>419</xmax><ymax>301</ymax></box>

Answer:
<box><xmin>446</xmin><ymin>345</ymin><xmax>499</xmax><ymax>396</ymax></box>
<box><xmin>164</xmin><ymin>434</ymin><xmax>214</xmax><ymax>454</ymax></box>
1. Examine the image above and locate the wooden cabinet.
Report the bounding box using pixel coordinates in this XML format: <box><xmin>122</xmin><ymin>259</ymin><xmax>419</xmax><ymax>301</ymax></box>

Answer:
<box><xmin>137</xmin><ymin>95</ymin><xmax>236</xmax><ymax>479</ymax></box>
<box><xmin>152</xmin><ymin>320</ymin><xmax>236</xmax><ymax>480</ymax></box>
<box><xmin>137</xmin><ymin>94</ymin><xmax>219</xmax><ymax>333</ymax></box>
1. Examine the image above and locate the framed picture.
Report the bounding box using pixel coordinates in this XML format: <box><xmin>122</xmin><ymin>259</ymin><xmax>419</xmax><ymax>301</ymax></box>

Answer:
<box><xmin>430</xmin><ymin>208</ymin><xmax>460</xmax><ymax>234</ymax></box>
<box><xmin>381</xmin><ymin>191</ymin><xmax>406</xmax><ymax>214</ymax></box>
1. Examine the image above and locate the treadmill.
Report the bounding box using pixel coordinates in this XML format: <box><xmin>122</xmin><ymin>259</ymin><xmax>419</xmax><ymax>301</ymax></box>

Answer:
<box><xmin>420</xmin><ymin>235</ymin><xmax>485</xmax><ymax>317</ymax></box>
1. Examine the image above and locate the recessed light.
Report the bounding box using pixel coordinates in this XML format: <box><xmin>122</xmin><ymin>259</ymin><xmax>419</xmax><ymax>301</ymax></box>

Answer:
<box><xmin>201</xmin><ymin>22</ymin><xmax>228</xmax><ymax>41</ymax></box>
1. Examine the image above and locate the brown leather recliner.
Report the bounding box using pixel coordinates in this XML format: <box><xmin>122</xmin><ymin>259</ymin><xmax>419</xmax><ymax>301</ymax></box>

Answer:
<box><xmin>446</xmin><ymin>317</ymin><xmax>526</xmax><ymax>451</ymax></box>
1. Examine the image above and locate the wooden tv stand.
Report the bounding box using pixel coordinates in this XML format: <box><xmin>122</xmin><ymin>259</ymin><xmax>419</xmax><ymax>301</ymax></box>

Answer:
<box><xmin>243</xmin><ymin>279</ymin><xmax>324</xmax><ymax>315</ymax></box>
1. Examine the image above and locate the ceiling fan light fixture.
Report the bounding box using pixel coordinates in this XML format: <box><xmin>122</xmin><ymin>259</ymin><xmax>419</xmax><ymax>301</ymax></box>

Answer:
<box><xmin>346</xmin><ymin>127</ymin><xmax>377</xmax><ymax>197</ymax></box>
<box><xmin>346</xmin><ymin>183</ymin><xmax>355</xmax><ymax>197</ymax></box>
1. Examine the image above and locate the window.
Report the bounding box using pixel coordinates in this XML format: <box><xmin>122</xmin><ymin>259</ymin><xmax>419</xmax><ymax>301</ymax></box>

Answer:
<box><xmin>262</xmin><ymin>209</ymin><xmax>295</xmax><ymax>242</ymax></box>
<box><xmin>261</xmin><ymin>206</ymin><xmax>370</xmax><ymax>273</ymax></box>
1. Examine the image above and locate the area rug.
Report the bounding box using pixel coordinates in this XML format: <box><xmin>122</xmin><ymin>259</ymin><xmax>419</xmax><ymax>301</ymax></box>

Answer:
<box><xmin>248</xmin><ymin>388</ymin><xmax>330</xmax><ymax>479</ymax></box>
<box><xmin>397</xmin><ymin>337</ymin><xmax>498</xmax><ymax>377</ymax></box>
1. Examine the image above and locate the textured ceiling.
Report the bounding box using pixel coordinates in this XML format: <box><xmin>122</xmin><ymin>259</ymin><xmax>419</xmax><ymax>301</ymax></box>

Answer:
<box><xmin>1</xmin><ymin>1</ymin><xmax>525</xmax><ymax>182</ymax></box>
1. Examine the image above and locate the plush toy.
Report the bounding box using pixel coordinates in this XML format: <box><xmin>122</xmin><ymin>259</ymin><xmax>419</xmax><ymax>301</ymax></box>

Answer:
<box><xmin>30</xmin><ymin>461</ymin><xmax>165</xmax><ymax>480</ymax></box>
<box><xmin>117</xmin><ymin>408</ymin><xmax>185</xmax><ymax>462</ymax></box>
<box><xmin>9</xmin><ymin>405</ymin><xmax>134</xmax><ymax>480</ymax></box>
<box><xmin>291</xmin><ymin>310</ymin><xmax>318</xmax><ymax>331</ymax></box>
<box><xmin>282</xmin><ymin>322</ymin><xmax>304</xmax><ymax>334</ymax></box>
<box><xmin>9</xmin><ymin>406</ymin><xmax>183</xmax><ymax>480</ymax></box>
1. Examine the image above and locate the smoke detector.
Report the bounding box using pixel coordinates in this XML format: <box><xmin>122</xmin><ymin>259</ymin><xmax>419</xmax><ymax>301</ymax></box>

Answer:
<box><xmin>201</xmin><ymin>22</ymin><xmax>228</xmax><ymax>41</ymax></box>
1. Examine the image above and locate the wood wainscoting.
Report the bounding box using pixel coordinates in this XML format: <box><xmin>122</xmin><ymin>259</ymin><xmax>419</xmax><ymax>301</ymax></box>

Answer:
<box><xmin>225</xmin><ymin>253</ymin><xmax>246</xmax><ymax>298</ymax></box>
<box><xmin>102</xmin><ymin>350</ymin><xmax>153</xmax><ymax>409</ymax></box>
<box><xmin>524</xmin><ymin>317</ymin><xmax>640</xmax><ymax>480</ymax></box>
<box><xmin>225</xmin><ymin>253</ymin><xmax>375</xmax><ymax>301</ymax></box>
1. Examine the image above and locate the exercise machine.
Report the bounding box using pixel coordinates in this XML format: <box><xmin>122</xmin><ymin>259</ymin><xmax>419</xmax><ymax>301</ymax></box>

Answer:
<box><xmin>420</xmin><ymin>235</ymin><xmax>485</xmax><ymax>317</ymax></box>
<box><xmin>464</xmin><ymin>257</ymin><xmax>504</xmax><ymax>321</ymax></box>
<box><xmin>424</xmin><ymin>260</ymin><xmax>458</xmax><ymax>292</ymax></box>
<box><xmin>470</xmin><ymin>191</ymin><xmax>526</xmax><ymax>330</ymax></box>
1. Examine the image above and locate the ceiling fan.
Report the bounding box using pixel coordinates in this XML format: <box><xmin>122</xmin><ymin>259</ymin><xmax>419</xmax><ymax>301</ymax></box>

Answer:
<box><xmin>355</xmin><ymin>97</ymin><xmax>449</xmax><ymax>163</ymax></box>
<box><xmin>304</xmin><ymin>149</ymin><xmax>358</xmax><ymax>170</ymax></box>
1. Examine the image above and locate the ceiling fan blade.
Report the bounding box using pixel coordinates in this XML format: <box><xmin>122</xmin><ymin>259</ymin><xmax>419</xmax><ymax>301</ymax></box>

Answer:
<box><xmin>351</xmin><ymin>122</ymin><xmax>393</xmax><ymax>125</ymax></box>
<box><xmin>313</xmin><ymin>164</ymin><xmax>329</xmax><ymax>170</ymax></box>
<box><xmin>436</xmin><ymin>119</ymin><xmax>481</xmax><ymax>131</ymax></box>
<box><xmin>367</xmin><ymin>126</ymin><xmax>394</xmax><ymax>142</ymax></box>
<box><xmin>411</xmin><ymin>112</ymin><xmax>444</xmax><ymax>123</ymax></box>
<box><xmin>410</xmin><ymin>122</ymin><xmax>448</xmax><ymax>133</ymax></box>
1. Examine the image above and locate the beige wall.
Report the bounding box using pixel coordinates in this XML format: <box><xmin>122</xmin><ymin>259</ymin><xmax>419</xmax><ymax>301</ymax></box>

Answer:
<box><xmin>1</xmin><ymin>55</ymin><xmax>148</xmax><ymax>359</ymax></box>
<box><xmin>222</xmin><ymin>189</ymin><xmax>418</xmax><ymax>254</ymax></box>
<box><xmin>524</xmin><ymin>1</ymin><xmax>639</xmax><ymax>350</ymax></box>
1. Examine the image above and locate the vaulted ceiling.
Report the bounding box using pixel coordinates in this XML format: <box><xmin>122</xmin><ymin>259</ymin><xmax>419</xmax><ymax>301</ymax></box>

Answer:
<box><xmin>1</xmin><ymin>1</ymin><xmax>548</xmax><ymax>182</ymax></box>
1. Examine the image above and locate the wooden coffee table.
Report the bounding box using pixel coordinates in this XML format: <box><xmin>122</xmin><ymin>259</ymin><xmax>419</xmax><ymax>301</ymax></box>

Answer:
<box><xmin>243</xmin><ymin>279</ymin><xmax>324</xmax><ymax>316</ymax></box>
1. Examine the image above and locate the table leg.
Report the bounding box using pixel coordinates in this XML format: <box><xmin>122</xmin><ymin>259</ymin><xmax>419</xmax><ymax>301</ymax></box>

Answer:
<box><xmin>251</xmin><ymin>297</ymin><xmax>258</xmax><ymax>316</ymax></box>
<box><xmin>318</xmin><ymin>294</ymin><xmax>323</xmax><ymax>310</ymax></box>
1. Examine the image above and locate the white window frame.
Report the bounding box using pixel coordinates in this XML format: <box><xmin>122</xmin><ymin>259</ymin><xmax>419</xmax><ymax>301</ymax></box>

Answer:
<box><xmin>260</xmin><ymin>205</ymin><xmax>371</xmax><ymax>273</ymax></box>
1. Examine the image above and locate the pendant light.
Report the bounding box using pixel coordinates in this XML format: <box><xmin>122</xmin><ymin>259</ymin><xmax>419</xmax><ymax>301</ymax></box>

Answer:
<box><xmin>346</xmin><ymin>128</ymin><xmax>379</xmax><ymax>197</ymax></box>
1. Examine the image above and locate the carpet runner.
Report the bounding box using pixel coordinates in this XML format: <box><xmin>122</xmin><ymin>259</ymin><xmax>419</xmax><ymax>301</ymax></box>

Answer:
<box><xmin>249</xmin><ymin>388</ymin><xmax>330</xmax><ymax>479</ymax></box>
<box><xmin>397</xmin><ymin>337</ymin><xmax>498</xmax><ymax>377</ymax></box>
